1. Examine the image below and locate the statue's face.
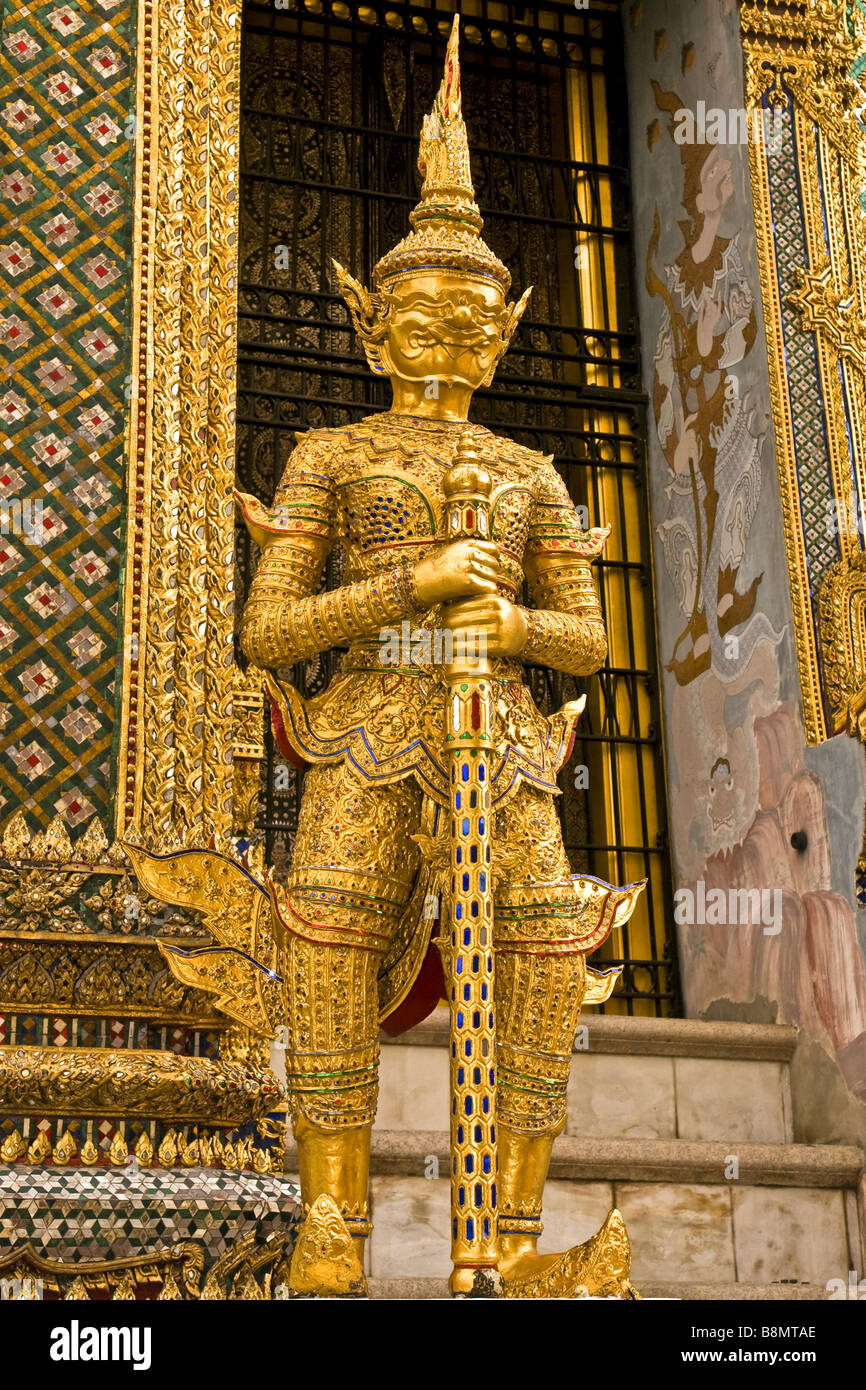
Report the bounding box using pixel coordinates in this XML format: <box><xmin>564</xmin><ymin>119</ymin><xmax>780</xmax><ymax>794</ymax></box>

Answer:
<box><xmin>383</xmin><ymin>272</ymin><xmax>507</xmax><ymax>389</ymax></box>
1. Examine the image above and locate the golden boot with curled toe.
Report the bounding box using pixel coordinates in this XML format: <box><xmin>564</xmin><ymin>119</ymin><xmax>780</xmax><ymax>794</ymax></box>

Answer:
<box><xmin>498</xmin><ymin>1124</ymin><xmax>638</xmax><ymax>1299</ymax></box>
<box><xmin>502</xmin><ymin>1208</ymin><xmax>638</xmax><ymax>1300</ymax></box>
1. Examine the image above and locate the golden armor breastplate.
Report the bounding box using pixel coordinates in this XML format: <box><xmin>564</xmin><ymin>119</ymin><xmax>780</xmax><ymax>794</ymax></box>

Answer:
<box><xmin>256</xmin><ymin>414</ymin><xmax>590</xmax><ymax>809</ymax></box>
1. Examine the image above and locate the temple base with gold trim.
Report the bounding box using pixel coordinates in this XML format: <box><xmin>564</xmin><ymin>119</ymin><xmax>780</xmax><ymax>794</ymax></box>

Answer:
<box><xmin>0</xmin><ymin>1166</ymin><xmax>301</xmax><ymax>1301</ymax></box>
<box><xmin>0</xmin><ymin>815</ymin><xmax>299</xmax><ymax>1300</ymax></box>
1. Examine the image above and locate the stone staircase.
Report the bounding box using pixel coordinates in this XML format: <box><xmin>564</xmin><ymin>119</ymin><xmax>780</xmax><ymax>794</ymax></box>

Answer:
<box><xmin>283</xmin><ymin>1008</ymin><xmax>865</xmax><ymax>1299</ymax></box>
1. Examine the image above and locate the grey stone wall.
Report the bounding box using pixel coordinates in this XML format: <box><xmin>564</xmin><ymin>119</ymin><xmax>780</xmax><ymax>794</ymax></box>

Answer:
<box><xmin>622</xmin><ymin>0</ymin><xmax>866</xmax><ymax>1125</ymax></box>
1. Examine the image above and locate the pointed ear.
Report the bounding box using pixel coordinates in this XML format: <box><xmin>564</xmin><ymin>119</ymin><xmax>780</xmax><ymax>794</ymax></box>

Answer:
<box><xmin>481</xmin><ymin>286</ymin><xmax>533</xmax><ymax>386</ymax></box>
<box><xmin>332</xmin><ymin>259</ymin><xmax>380</xmax><ymax>337</ymax></box>
<box><xmin>502</xmin><ymin>285</ymin><xmax>533</xmax><ymax>345</ymax></box>
<box><xmin>331</xmin><ymin>259</ymin><xmax>388</xmax><ymax>374</ymax></box>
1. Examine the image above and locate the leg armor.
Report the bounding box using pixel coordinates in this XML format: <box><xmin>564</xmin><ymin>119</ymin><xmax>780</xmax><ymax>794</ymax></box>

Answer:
<box><xmin>493</xmin><ymin>785</ymin><xmax>588</xmax><ymax>1242</ymax></box>
<box><xmin>281</xmin><ymin>761</ymin><xmax>421</xmax><ymax>1240</ymax></box>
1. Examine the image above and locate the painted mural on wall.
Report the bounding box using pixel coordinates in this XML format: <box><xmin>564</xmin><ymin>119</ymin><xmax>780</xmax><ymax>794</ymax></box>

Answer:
<box><xmin>647</xmin><ymin>80</ymin><xmax>766</xmax><ymax>689</ymax></box>
<box><xmin>628</xmin><ymin>2</ymin><xmax>866</xmax><ymax>1106</ymax></box>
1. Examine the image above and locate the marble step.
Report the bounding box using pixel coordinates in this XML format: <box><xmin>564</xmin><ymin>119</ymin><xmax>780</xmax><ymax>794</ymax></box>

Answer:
<box><xmin>356</xmin><ymin>1162</ymin><xmax>863</xmax><ymax>1288</ymax></box>
<box><xmin>383</xmin><ymin>1009</ymin><xmax>798</xmax><ymax>1061</ymax></box>
<box><xmin>366</xmin><ymin>1278</ymin><xmax>831</xmax><ymax>1301</ymax></box>
<box><xmin>377</xmin><ymin>1011</ymin><xmax>797</xmax><ymax>1143</ymax></box>
<box><xmin>285</xmin><ymin>1131</ymin><xmax>863</xmax><ymax>1285</ymax></box>
<box><xmin>291</xmin><ymin>1130</ymin><xmax>861</xmax><ymax>1189</ymax></box>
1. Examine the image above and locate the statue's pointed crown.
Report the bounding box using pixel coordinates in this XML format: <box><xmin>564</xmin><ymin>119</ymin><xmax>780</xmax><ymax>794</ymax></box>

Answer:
<box><xmin>373</xmin><ymin>15</ymin><xmax>511</xmax><ymax>292</ymax></box>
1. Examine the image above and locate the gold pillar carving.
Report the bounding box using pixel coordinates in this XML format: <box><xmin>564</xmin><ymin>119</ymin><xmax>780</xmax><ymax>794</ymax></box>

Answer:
<box><xmin>116</xmin><ymin>0</ymin><xmax>242</xmax><ymax>843</ymax></box>
<box><xmin>819</xmin><ymin>553</ymin><xmax>866</xmax><ymax>740</ymax></box>
<box><xmin>740</xmin><ymin>0</ymin><xmax>866</xmax><ymax>743</ymax></box>
<box><xmin>232</xmin><ymin>667</ymin><xmax>266</xmax><ymax>839</ymax></box>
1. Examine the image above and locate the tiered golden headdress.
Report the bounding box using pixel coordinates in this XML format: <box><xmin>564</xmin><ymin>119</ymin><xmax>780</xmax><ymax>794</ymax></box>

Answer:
<box><xmin>372</xmin><ymin>14</ymin><xmax>510</xmax><ymax>291</ymax></box>
<box><xmin>334</xmin><ymin>14</ymin><xmax>528</xmax><ymax>376</ymax></box>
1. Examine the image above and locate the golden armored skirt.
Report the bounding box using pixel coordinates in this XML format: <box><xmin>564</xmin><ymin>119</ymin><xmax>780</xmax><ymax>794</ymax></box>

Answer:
<box><xmin>275</xmin><ymin>760</ymin><xmax>626</xmax><ymax>1134</ymax></box>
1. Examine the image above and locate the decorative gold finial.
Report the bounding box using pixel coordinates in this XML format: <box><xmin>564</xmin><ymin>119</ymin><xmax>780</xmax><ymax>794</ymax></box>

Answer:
<box><xmin>158</xmin><ymin>1130</ymin><xmax>178</xmax><ymax>1167</ymax></box>
<box><xmin>135</xmin><ymin>1130</ymin><xmax>154</xmax><ymax>1167</ymax></box>
<box><xmin>414</xmin><ymin>15</ymin><xmax>479</xmax><ymax>225</ymax></box>
<box><xmin>181</xmin><ymin>1136</ymin><xmax>200</xmax><ymax>1166</ymax></box>
<box><xmin>372</xmin><ymin>15</ymin><xmax>510</xmax><ymax>290</ymax></box>
<box><xmin>78</xmin><ymin>815</ymin><xmax>110</xmax><ymax>863</ymax></box>
<box><xmin>0</xmin><ymin>1128</ymin><xmax>26</xmax><ymax>1162</ymax></box>
<box><xmin>80</xmin><ymin>1137</ymin><xmax>99</xmax><ymax>1166</ymax></box>
<box><xmin>27</xmin><ymin>1131</ymin><xmax>51</xmax><ymax>1164</ymax></box>
<box><xmin>442</xmin><ymin>430</ymin><xmax>493</xmax><ymax>539</ymax></box>
<box><xmin>1</xmin><ymin>809</ymin><xmax>30</xmax><ymax>859</ymax></box>
<box><xmin>443</xmin><ymin>430</ymin><xmax>492</xmax><ymax>496</ymax></box>
<box><xmin>52</xmin><ymin>1130</ymin><xmax>77</xmax><ymax>1165</ymax></box>
<box><xmin>109</xmin><ymin>1130</ymin><xmax>129</xmax><ymax>1166</ymax></box>
<box><xmin>44</xmin><ymin>814</ymin><xmax>73</xmax><ymax>862</ymax></box>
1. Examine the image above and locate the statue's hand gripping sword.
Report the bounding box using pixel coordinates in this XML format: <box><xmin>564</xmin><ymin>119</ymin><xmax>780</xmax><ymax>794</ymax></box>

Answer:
<box><xmin>439</xmin><ymin>431</ymin><xmax>503</xmax><ymax>1297</ymax></box>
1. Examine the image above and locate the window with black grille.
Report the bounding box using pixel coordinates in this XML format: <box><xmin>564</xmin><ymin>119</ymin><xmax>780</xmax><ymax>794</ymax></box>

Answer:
<box><xmin>235</xmin><ymin>0</ymin><xmax>679</xmax><ymax>1014</ymax></box>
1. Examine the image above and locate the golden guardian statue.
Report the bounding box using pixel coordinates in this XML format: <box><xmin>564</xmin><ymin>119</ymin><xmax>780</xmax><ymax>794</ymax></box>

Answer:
<box><xmin>130</xmin><ymin>15</ymin><xmax>644</xmax><ymax>1299</ymax></box>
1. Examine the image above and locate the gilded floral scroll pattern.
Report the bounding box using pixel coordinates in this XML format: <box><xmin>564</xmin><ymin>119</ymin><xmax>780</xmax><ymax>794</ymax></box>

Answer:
<box><xmin>740</xmin><ymin>0</ymin><xmax>866</xmax><ymax>743</ymax></box>
<box><xmin>117</xmin><ymin>0</ymin><xmax>241</xmax><ymax>844</ymax></box>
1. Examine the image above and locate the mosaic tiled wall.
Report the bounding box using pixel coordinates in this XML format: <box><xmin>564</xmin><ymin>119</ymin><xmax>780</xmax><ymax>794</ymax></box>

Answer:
<box><xmin>0</xmin><ymin>0</ymin><xmax>137</xmax><ymax>829</ymax></box>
